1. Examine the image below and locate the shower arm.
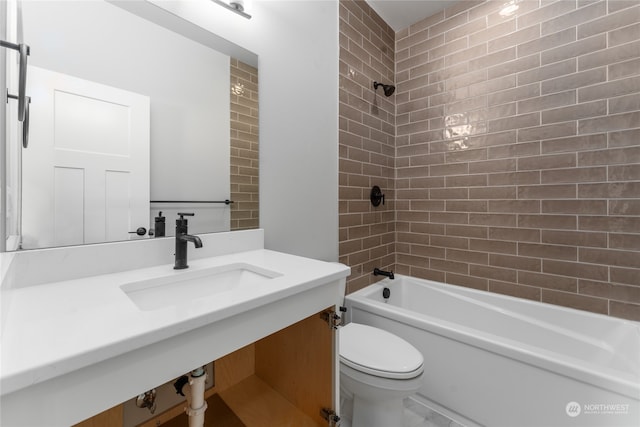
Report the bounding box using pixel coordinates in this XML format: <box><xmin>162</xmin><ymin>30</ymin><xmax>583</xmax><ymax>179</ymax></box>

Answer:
<box><xmin>373</xmin><ymin>81</ymin><xmax>395</xmax><ymax>97</ymax></box>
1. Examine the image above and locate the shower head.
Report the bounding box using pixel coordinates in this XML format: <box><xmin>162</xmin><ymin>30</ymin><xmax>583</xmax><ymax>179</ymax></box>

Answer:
<box><xmin>373</xmin><ymin>81</ymin><xmax>395</xmax><ymax>97</ymax></box>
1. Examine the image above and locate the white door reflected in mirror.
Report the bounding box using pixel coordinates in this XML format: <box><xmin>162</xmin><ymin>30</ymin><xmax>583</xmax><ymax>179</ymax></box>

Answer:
<box><xmin>22</xmin><ymin>66</ymin><xmax>150</xmax><ymax>249</ymax></box>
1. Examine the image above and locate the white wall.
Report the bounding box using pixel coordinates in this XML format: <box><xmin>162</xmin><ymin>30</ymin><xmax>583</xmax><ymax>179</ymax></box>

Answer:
<box><xmin>257</xmin><ymin>1</ymin><xmax>340</xmax><ymax>262</ymax></box>
<box><xmin>157</xmin><ymin>0</ymin><xmax>340</xmax><ymax>261</ymax></box>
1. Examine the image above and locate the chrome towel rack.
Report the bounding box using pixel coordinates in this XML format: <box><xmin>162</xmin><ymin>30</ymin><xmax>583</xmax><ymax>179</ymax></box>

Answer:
<box><xmin>150</xmin><ymin>200</ymin><xmax>234</xmax><ymax>205</ymax></box>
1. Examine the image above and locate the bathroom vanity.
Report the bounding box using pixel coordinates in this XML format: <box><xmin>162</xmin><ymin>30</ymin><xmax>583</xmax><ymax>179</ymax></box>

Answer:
<box><xmin>77</xmin><ymin>310</ymin><xmax>337</xmax><ymax>427</ymax></box>
<box><xmin>0</xmin><ymin>230</ymin><xmax>349</xmax><ymax>426</ymax></box>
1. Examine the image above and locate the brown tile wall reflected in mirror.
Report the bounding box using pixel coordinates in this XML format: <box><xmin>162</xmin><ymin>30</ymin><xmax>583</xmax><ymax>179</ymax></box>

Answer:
<box><xmin>230</xmin><ymin>59</ymin><xmax>259</xmax><ymax>231</ymax></box>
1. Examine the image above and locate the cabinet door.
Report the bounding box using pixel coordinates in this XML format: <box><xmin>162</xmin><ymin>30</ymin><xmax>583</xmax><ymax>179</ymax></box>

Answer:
<box><xmin>255</xmin><ymin>308</ymin><xmax>336</xmax><ymax>426</ymax></box>
<box><xmin>73</xmin><ymin>405</ymin><xmax>123</xmax><ymax>427</ymax></box>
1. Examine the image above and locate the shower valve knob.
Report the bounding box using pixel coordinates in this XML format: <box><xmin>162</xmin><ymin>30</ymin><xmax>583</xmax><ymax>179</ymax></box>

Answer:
<box><xmin>370</xmin><ymin>185</ymin><xmax>385</xmax><ymax>207</ymax></box>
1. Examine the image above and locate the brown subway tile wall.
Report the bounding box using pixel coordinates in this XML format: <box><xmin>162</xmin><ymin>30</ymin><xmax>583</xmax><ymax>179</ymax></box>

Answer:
<box><xmin>395</xmin><ymin>0</ymin><xmax>640</xmax><ymax>321</ymax></box>
<box><xmin>339</xmin><ymin>0</ymin><xmax>640</xmax><ymax>321</ymax></box>
<box><xmin>230</xmin><ymin>59</ymin><xmax>259</xmax><ymax>231</ymax></box>
<box><xmin>339</xmin><ymin>0</ymin><xmax>396</xmax><ymax>293</ymax></box>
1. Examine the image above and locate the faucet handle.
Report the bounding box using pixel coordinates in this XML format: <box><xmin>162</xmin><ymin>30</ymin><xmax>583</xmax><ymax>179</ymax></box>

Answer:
<box><xmin>176</xmin><ymin>212</ymin><xmax>195</xmax><ymax>227</ymax></box>
<box><xmin>177</xmin><ymin>212</ymin><xmax>195</xmax><ymax>224</ymax></box>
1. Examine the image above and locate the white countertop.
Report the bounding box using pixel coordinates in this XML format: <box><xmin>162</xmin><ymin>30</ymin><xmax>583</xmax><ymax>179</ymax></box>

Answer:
<box><xmin>1</xmin><ymin>249</ymin><xmax>349</xmax><ymax>396</ymax></box>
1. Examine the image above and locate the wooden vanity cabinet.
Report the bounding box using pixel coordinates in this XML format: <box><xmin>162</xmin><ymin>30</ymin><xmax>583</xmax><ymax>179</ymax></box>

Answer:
<box><xmin>75</xmin><ymin>308</ymin><xmax>339</xmax><ymax>427</ymax></box>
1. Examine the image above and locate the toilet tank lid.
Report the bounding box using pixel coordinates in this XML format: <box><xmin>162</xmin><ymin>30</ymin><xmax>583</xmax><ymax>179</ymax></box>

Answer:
<box><xmin>340</xmin><ymin>323</ymin><xmax>423</xmax><ymax>374</ymax></box>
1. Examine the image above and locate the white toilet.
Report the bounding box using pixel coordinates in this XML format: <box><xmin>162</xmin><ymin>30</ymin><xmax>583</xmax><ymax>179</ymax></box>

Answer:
<box><xmin>339</xmin><ymin>323</ymin><xmax>424</xmax><ymax>427</ymax></box>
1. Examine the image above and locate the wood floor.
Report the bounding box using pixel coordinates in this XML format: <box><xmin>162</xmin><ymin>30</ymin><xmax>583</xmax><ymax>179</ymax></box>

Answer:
<box><xmin>162</xmin><ymin>394</ymin><xmax>245</xmax><ymax>427</ymax></box>
<box><xmin>160</xmin><ymin>375</ymin><xmax>318</xmax><ymax>427</ymax></box>
<box><xmin>220</xmin><ymin>375</ymin><xmax>318</xmax><ymax>427</ymax></box>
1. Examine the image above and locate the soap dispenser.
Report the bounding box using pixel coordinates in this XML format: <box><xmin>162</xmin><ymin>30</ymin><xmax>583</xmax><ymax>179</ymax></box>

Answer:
<box><xmin>154</xmin><ymin>211</ymin><xmax>165</xmax><ymax>237</ymax></box>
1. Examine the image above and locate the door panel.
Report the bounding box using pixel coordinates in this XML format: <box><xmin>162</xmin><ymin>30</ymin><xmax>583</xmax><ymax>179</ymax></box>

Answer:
<box><xmin>22</xmin><ymin>66</ymin><xmax>150</xmax><ymax>248</ymax></box>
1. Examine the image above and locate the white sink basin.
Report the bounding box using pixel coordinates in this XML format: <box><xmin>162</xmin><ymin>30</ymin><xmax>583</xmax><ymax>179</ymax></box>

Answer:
<box><xmin>120</xmin><ymin>263</ymin><xmax>282</xmax><ymax>311</ymax></box>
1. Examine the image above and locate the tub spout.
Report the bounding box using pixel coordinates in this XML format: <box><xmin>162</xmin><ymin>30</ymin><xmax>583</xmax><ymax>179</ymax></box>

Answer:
<box><xmin>373</xmin><ymin>268</ymin><xmax>394</xmax><ymax>280</ymax></box>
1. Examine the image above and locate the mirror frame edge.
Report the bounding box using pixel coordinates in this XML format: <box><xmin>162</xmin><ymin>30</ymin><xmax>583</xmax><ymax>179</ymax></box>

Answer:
<box><xmin>1</xmin><ymin>0</ymin><xmax>9</xmax><ymax>252</ymax></box>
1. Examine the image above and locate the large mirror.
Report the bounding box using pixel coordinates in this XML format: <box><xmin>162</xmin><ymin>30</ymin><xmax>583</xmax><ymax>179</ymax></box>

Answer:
<box><xmin>3</xmin><ymin>0</ymin><xmax>259</xmax><ymax>251</ymax></box>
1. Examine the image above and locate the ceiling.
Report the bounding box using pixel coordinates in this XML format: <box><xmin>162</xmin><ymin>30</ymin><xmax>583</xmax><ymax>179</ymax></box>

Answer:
<box><xmin>366</xmin><ymin>0</ymin><xmax>463</xmax><ymax>32</ymax></box>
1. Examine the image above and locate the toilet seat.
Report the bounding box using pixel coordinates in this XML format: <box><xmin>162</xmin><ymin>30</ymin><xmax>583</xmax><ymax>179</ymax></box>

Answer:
<box><xmin>340</xmin><ymin>323</ymin><xmax>424</xmax><ymax>380</ymax></box>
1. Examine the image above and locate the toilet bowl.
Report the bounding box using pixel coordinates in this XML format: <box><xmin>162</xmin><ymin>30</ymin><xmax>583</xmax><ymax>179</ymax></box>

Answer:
<box><xmin>339</xmin><ymin>323</ymin><xmax>424</xmax><ymax>427</ymax></box>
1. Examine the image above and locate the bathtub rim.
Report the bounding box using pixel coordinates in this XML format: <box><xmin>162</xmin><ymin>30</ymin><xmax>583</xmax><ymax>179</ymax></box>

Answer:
<box><xmin>345</xmin><ymin>275</ymin><xmax>640</xmax><ymax>401</ymax></box>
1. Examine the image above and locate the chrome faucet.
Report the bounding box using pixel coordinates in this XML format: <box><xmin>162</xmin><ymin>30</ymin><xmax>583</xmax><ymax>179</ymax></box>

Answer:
<box><xmin>174</xmin><ymin>213</ymin><xmax>203</xmax><ymax>269</ymax></box>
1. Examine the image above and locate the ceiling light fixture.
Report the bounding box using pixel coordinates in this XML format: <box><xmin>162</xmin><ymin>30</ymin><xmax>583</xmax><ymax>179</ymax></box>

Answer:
<box><xmin>211</xmin><ymin>0</ymin><xmax>251</xmax><ymax>19</ymax></box>
<box><xmin>499</xmin><ymin>0</ymin><xmax>520</xmax><ymax>17</ymax></box>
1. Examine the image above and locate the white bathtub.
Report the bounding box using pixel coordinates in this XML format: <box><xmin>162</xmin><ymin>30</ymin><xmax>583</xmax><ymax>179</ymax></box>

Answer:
<box><xmin>345</xmin><ymin>275</ymin><xmax>640</xmax><ymax>427</ymax></box>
